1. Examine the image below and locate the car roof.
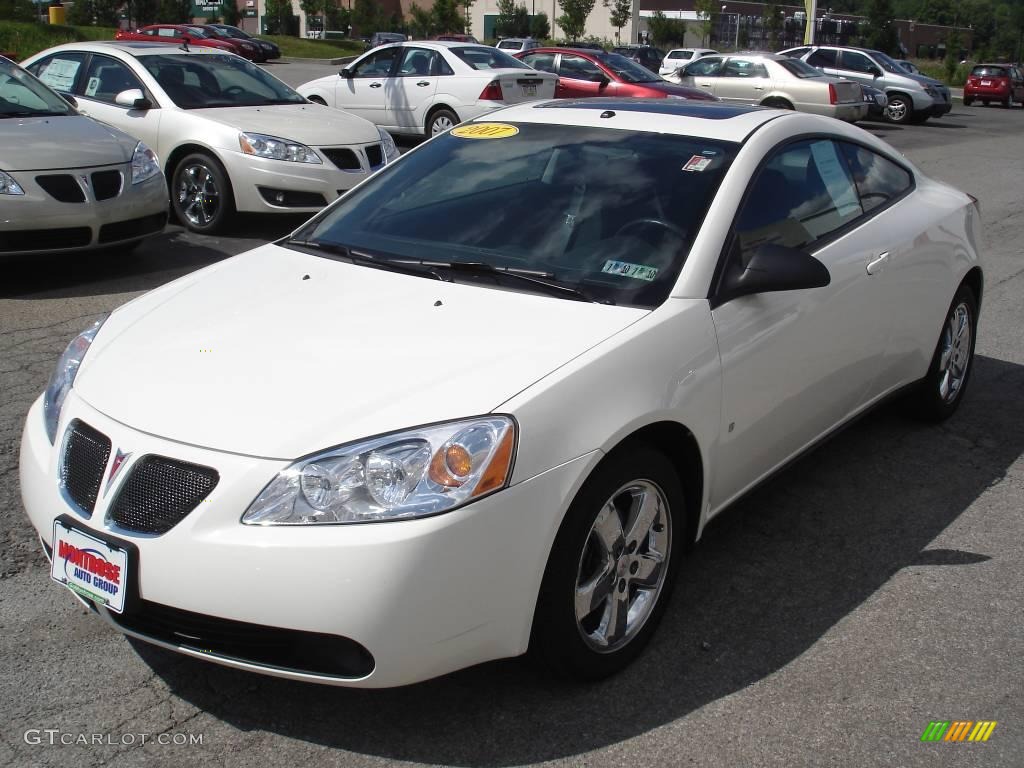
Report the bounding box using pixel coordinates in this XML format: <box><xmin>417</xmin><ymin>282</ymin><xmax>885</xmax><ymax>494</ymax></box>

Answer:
<box><xmin>973</xmin><ymin>62</ymin><xmax>1014</xmax><ymax>67</ymax></box>
<box><xmin>484</xmin><ymin>99</ymin><xmax>790</xmax><ymax>143</ymax></box>
<box><xmin>379</xmin><ymin>40</ymin><xmax>479</xmax><ymax>51</ymax></box>
<box><xmin>26</xmin><ymin>41</ymin><xmax>239</xmax><ymax>58</ymax></box>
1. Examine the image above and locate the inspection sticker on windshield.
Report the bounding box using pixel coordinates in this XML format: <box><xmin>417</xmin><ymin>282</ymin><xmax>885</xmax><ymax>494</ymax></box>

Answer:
<box><xmin>450</xmin><ymin>123</ymin><xmax>519</xmax><ymax>139</ymax></box>
<box><xmin>602</xmin><ymin>260</ymin><xmax>659</xmax><ymax>281</ymax></box>
<box><xmin>682</xmin><ymin>155</ymin><xmax>713</xmax><ymax>172</ymax></box>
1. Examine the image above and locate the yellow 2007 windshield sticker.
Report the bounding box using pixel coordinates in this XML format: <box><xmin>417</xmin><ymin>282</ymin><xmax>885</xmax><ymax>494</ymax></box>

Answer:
<box><xmin>451</xmin><ymin>123</ymin><xmax>519</xmax><ymax>139</ymax></box>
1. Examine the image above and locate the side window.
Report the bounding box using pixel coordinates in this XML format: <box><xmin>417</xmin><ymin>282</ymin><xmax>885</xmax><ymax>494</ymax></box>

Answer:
<box><xmin>839</xmin><ymin>142</ymin><xmax>913</xmax><ymax>213</ymax></box>
<box><xmin>81</xmin><ymin>56</ymin><xmax>145</xmax><ymax>104</ymax></box>
<box><xmin>723</xmin><ymin>59</ymin><xmax>768</xmax><ymax>78</ymax></box>
<box><xmin>784</xmin><ymin>47</ymin><xmax>810</xmax><ymax>58</ymax></box>
<box><xmin>734</xmin><ymin>139</ymin><xmax>863</xmax><ymax>258</ymax></box>
<box><xmin>435</xmin><ymin>56</ymin><xmax>454</xmax><ymax>76</ymax></box>
<box><xmin>558</xmin><ymin>54</ymin><xmax>606</xmax><ymax>82</ymax></box>
<box><xmin>26</xmin><ymin>53</ymin><xmax>86</xmax><ymax>94</ymax></box>
<box><xmin>806</xmin><ymin>49</ymin><xmax>837</xmax><ymax>68</ymax></box>
<box><xmin>397</xmin><ymin>48</ymin><xmax>436</xmax><ymax>77</ymax></box>
<box><xmin>840</xmin><ymin>51</ymin><xmax>875</xmax><ymax>74</ymax></box>
<box><xmin>157</xmin><ymin>28</ymin><xmax>178</xmax><ymax>38</ymax></box>
<box><xmin>687</xmin><ymin>56</ymin><xmax>724</xmax><ymax>76</ymax></box>
<box><xmin>522</xmin><ymin>52</ymin><xmax>556</xmax><ymax>73</ymax></box>
<box><xmin>353</xmin><ymin>48</ymin><xmax>399</xmax><ymax>77</ymax></box>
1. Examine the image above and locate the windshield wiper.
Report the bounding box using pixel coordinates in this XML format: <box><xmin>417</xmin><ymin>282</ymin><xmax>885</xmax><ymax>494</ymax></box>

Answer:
<box><xmin>280</xmin><ymin>238</ymin><xmax>446</xmax><ymax>281</ymax></box>
<box><xmin>398</xmin><ymin>259</ymin><xmax>612</xmax><ymax>304</ymax></box>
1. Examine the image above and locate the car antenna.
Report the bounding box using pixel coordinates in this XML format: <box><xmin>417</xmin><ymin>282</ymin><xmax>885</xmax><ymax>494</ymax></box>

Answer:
<box><xmin>180</xmin><ymin>40</ymin><xmax>190</xmax><ymax>52</ymax></box>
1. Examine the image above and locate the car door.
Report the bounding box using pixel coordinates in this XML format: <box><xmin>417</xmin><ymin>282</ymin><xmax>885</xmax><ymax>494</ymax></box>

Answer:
<box><xmin>680</xmin><ymin>55</ymin><xmax>723</xmax><ymax>94</ymax></box>
<box><xmin>835</xmin><ymin>50</ymin><xmax>879</xmax><ymax>89</ymax></box>
<box><xmin>389</xmin><ymin>46</ymin><xmax>440</xmax><ymax>131</ymax></box>
<box><xmin>335</xmin><ymin>47</ymin><xmax>400</xmax><ymax>125</ymax></box>
<box><xmin>555</xmin><ymin>53</ymin><xmax>610</xmax><ymax>98</ymax></box>
<box><xmin>805</xmin><ymin>47</ymin><xmax>840</xmax><ymax>77</ymax></box>
<box><xmin>1014</xmin><ymin>67</ymin><xmax>1024</xmax><ymax>101</ymax></box>
<box><xmin>74</xmin><ymin>54</ymin><xmax>162</xmax><ymax>150</ymax></box>
<box><xmin>709</xmin><ymin>138</ymin><xmax>891</xmax><ymax>508</ymax></box>
<box><xmin>714</xmin><ymin>58</ymin><xmax>770</xmax><ymax>104</ymax></box>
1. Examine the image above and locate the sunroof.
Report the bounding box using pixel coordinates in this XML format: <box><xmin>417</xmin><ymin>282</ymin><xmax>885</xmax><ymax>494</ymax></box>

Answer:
<box><xmin>537</xmin><ymin>99</ymin><xmax>766</xmax><ymax>120</ymax></box>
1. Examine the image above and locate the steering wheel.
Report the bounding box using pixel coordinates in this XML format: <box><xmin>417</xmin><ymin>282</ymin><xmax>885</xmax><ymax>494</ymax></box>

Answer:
<box><xmin>615</xmin><ymin>218</ymin><xmax>688</xmax><ymax>243</ymax></box>
<box><xmin>221</xmin><ymin>85</ymin><xmax>247</xmax><ymax>98</ymax></box>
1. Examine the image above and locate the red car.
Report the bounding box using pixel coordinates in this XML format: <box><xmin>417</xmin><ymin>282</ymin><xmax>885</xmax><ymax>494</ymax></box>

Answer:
<box><xmin>114</xmin><ymin>25</ymin><xmax>258</xmax><ymax>61</ymax></box>
<box><xmin>963</xmin><ymin>63</ymin><xmax>1024</xmax><ymax>108</ymax></box>
<box><xmin>515</xmin><ymin>47</ymin><xmax>715</xmax><ymax>101</ymax></box>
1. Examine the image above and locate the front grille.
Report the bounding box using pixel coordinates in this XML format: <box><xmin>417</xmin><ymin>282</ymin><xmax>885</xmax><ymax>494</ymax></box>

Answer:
<box><xmin>91</xmin><ymin>170</ymin><xmax>123</xmax><ymax>201</ymax></box>
<box><xmin>60</xmin><ymin>420</ymin><xmax>112</xmax><ymax>516</ymax></box>
<box><xmin>365</xmin><ymin>143</ymin><xmax>383</xmax><ymax>168</ymax></box>
<box><xmin>107</xmin><ymin>599</ymin><xmax>375</xmax><ymax>679</ymax></box>
<box><xmin>320</xmin><ymin>147</ymin><xmax>361</xmax><ymax>171</ymax></box>
<box><xmin>108</xmin><ymin>456</ymin><xmax>218</xmax><ymax>535</ymax></box>
<box><xmin>0</xmin><ymin>227</ymin><xmax>92</xmax><ymax>252</ymax></box>
<box><xmin>36</xmin><ymin>174</ymin><xmax>86</xmax><ymax>203</ymax></box>
<box><xmin>98</xmin><ymin>212</ymin><xmax>166</xmax><ymax>244</ymax></box>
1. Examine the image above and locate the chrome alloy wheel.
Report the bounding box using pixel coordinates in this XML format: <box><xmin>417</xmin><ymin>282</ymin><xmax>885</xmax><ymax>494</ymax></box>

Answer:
<box><xmin>430</xmin><ymin>114</ymin><xmax>455</xmax><ymax>135</ymax></box>
<box><xmin>886</xmin><ymin>97</ymin><xmax>909</xmax><ymax>122</ymax></box>
<box><xmin>938</xmin><ymin>301</ymin><xmax>972</xmax><ymax>403</ymax></box>
<box><xmin>177</xmin><ymin>163</ymin><xmax>221</xmax><ymax>228</ymax></box>
<box><xmin>574</xmin><ymin>480</ymin><xmax>672</xmax><ymax>653</ymax></box>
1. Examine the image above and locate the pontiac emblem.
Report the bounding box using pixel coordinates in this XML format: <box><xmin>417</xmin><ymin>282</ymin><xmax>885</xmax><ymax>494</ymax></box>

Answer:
<box><xmin>104</xmin><ymin>449</ymin><xmax>132</xmax><ymax>496</ymax></box>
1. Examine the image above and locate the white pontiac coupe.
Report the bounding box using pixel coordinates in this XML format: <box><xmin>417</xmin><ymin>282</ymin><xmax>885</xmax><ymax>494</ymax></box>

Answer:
<box><xmin>21</xmin><ymin>101</ymin><xmax>982</xmax><ymax>688</ymax></box>
<box><xmin>297</xmin><ymin>41</ymin><xmax>558</xmax><ymax>136</ymax></box>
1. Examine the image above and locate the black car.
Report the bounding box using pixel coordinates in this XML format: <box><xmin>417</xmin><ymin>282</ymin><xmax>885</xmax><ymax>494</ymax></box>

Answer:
<box><xmin>206</xmin><ymin>23</ymin><xmax>281</xmax><ymax>61</ymax></box>
<box><xmin>612</xmin><ymin>45</ymin><xmax>664</xmax><ymax>73</ymax></box>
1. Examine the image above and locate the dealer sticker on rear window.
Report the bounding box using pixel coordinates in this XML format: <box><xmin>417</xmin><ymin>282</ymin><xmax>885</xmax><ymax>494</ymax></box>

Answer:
<box><xmin>602</xmin><ymin>260</ymin><xmax>659</xmax><ymax>281</ymax></box>
<box><xmin>682</xmin><ymin>155</ymin><xmax>713</xmax><ymax>172</ymax></box>
<box><xmin>450</xmin><ymin>123</ymin><xmax>520</xmax><ymax>139</ymax></box>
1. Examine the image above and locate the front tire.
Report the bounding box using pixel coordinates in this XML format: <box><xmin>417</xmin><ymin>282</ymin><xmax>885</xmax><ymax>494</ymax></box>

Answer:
<box><xmin>170</xmin><ymin>153</ymin><xmax>234</xmax><ymax>234</ymax></box>
<box><xmin>530</xmin><ymin>446</ymin><xmax>685</xmax><ymax>681</ymax></box>
<box><xmin>910</xmin><ymin>283</ymin><xmax>978</xmax><ymax>421</ymax></box>
<box><xmin>426</xmin><ymin>108</ymin><xmax>459</xmax><ymax>137</ymax></box>
<box><xmin>963</xmin><ymin>96</ymin><xmax>974</xmax><ymax>106</ymax></box>
<box><xmin>885</xmin><ymin>94</ymin><xmax>913</xmax><ymax>124</ymax></box>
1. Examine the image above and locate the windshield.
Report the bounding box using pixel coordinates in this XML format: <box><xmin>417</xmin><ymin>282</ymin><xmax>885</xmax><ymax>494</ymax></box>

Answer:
<box><xmin>450</xmin><ymin>46</ymin><xmax>530</xmax><ymax>70</ymax></box>
<box><xmin>0</xmin><ymin>59</ymin><xmax>75</xmax><ymax>118</ymax></box>
<box><xmin>142</xmin><ymin>54</ymin><xmax>305</xmax><ymax>109</ymax></box>
<box><xmin>595</xmin><ymin>52</ymin><xmax>662</xmax><ymax>83</ymax></box>
<box><xmin>870</xmin><ymin>51</ymin><xmax>904</xmax><ymax>74</ymax></box>
<box><xmin>291</xmin><ymin>123</ymin><xmax>737</xmax><ymax>308</ymax></box>
<box><xmin>776</xmin><ymin>58</ymin><xmax>822</xmax><ymax>78</ymax></box>
<box><xmin>186</xmin><ymin>27</ymin><xmax>213</xmax><ymax>38</ymax></box>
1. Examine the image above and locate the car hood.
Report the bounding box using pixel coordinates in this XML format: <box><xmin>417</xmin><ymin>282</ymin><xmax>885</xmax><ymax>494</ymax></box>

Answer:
<box><xmin>190</xmin><ymin>102</ymin><xmax>381</xmax><ymax>145</ymax></box>
<box><xmin>0</xmin><ymin>115</ymin><xmax>136</xmax><ymax>171</ymax></box>
<box><xmin>75</xmin><ymin>244</ymin><xmax>647</xmax><ymax>459</ymax></box>
<box><xmin>637</xmin><ymin>81</ymin><xmax>717</xmax><ymax>99</ymax></box>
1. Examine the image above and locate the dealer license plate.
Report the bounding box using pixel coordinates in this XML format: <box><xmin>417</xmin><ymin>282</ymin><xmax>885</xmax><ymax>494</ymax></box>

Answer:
<box><xmin>981</xmin><ymin>79</ymin><xmax>992</xmax><ymax>85</ymax></box>
<box><xmin>50</xmin><ymin>520</ymin><xmax>128</xmax><ymax>613</ymax></box>
<box><xmin>522</xmin><ymin>84</ymin><xmax>537</xmax><ymax>96</ymax></box>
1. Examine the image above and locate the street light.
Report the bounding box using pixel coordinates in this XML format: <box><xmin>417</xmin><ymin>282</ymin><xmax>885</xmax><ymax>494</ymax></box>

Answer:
<box><xmin>722</xmin><ymin>5</ymin><xmax>739</xmax><ymax>49</ymax></box>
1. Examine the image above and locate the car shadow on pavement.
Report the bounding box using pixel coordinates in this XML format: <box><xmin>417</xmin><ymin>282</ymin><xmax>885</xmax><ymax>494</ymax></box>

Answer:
<box><xmin>132</xmin><ymin>353</ymin><xmax>1024</xmax><ymax>766</ymax></box>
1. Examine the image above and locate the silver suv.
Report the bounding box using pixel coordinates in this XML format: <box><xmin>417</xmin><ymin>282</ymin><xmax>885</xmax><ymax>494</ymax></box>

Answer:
<box><xmin>780</xmin><ymin>45</ymin><xmax>951</xmax><ymax>124</ymax></box>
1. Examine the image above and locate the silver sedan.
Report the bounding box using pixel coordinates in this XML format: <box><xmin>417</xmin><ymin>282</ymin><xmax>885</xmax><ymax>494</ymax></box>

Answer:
<box><xmin>669</xmin><ymin>52</ymin><xmax>868</xmax><ymax>122</ymax></box>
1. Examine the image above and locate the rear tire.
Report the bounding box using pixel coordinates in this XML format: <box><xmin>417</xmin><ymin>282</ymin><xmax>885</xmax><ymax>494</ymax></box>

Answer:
<box><xmin>909</xmin><ymin>283</ymin><xmax>978</xmax><ymax>422</ymax></box>
<box><xmin>426</xmin><ymin>108</ymin><xmax>459</xmax><ymax>137</ymax></box>
<box><xmin>529</xmin><ymin>446</ymin><xmax>685</xmax><ymax>681</ymax></box>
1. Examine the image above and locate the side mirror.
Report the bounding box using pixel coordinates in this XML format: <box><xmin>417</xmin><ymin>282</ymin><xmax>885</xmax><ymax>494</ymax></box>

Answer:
<box><xmin>115</xmin><ymin>89</ymin><xmax>151</xmax><ymax>110</ymax></box>
<box><xmin>720</xmin><ymin>242</ymin><xmax>830</xmax><ymax>303</ymax></box>
<box><xmin>869</xmin><ymin>66</ymin><xmax>882</xmax><ymax>77</ymax></box>
<box><xmin>340</xmin><ymin>66</ymin><xmax>355</xmax><ymax>78</ymax></box>
<box><xmin>596</xmin><ymin>73</ymin><xmax>610</xmax><ymax>87</ymax></box>
<box><xmin>59</xmin><ymin>91</ymin><xmax>78</xmax><ymax>108</ymax></box>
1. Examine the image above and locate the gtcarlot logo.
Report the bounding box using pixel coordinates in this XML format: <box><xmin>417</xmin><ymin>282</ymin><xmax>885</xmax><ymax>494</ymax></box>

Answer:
<box><xmin>920</xmin><ymin>720</ymin><xmax>997</xmax><ymax>742</ymax></box>
<box><xmin>24</xmin><ymin>729</ymin><xmax>204</xmax><ymax>746</ymax></box>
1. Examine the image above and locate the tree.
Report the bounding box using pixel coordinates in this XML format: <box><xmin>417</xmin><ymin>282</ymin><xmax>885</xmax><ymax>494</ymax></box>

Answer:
<box><xmin>460</xmin><ymin>0</ymin><xmax>476</xmax><ymax>34</ymax></box>
<box><xmin>530</xmin><ymin>11</ymin><xmax>551</xmax><ymax>39</ymax></box>
<box><xmin>0</xmin><ymin>0</ymin><xmax>35</xmax><ymax>22</ymax></box>
<box><xmin>69</xmin><ymin>0</ymin><xmax>121</xmax><ymax>26</ymax></box>
<box><xmin>132</xmin><ymin>0</ymin><xmax>160</xmax><ymax>25</ymax></box>
<box><xmin>495</xmin><ymin>0</ymin><xmax>518</xmax><ymax>36</ymax></box>
<box><xmin>264</xmin><ymin>0</ymin><xmax>294</xmax><ymax>34</ymax></box>
<box><xmin>693</xmin><ymin>0</ymin><xmax>717</xmax><ymax>46</ymax></box>
<box><xmin>432</xmin><ymin>0</ymin><xmax>465</xmax><ymax>33</ymax></box>
<box><xmin>156</xmin><ymin>0</ymin><xmax>191</xmax><ymax>23</ymax></box>
<box><xmin>325</xmin><ymin>2</ymin><xmax>351</xmax><ymax>32</ymax></box>
<box><xmin>646</xmin><ymin>10</ymin><xmax>687</xmax><ymax>47</ymax></box>
<box><xmin>604</xmin><ymin>0</ymin><xmax>631</xmax><ymax>43</ymax></box>
<box><xmin>864</xmin><ymin>0</ymin><xmax>899</xmax><ymax>54</ymax></box>
<box><xmin>351</xmin><ymin>0</ymin><xmax>382</xmax><ymax>34</ymax></box>
<box><xmin>556</xmin><ymin>0</ymin><xmax>595</xmax><ymax>41</ymax></box>
<box><xmin>221</xmin><ymin>1</ymin><xmax>241</xmax><ymax>26</ymax></box>
<box><xmin>408</xmin><ymin>2</ymin><xmax>434</xmax><ymax>37</ymax></box>
<box><xmin>300</xmin><ymin>0</ymin><xmax>325</xmax><ymax>29</ymax></box>
<box><xmin>763</xmin><ymin>0</ymin><xmax>783</xmax><ymax>50</ymax></box>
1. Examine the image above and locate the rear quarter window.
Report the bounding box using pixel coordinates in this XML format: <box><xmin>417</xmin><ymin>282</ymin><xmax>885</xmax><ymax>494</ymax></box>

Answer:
<box><xmin>839</xmin><ymin>143</ymin><xmax>913</xmax><ymax>213</ymax></box>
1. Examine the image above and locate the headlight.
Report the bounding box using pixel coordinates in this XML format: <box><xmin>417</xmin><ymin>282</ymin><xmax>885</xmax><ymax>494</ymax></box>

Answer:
<box><xmin>131</xmin><ymin>141</ymin><xmax>160</xmax><ymax>185</ymax></box>
<box><xmin>0</xmin><ymin>170</ymin><xmax>24</xmax><ymax>195</ymax></box>
<box><xmin>43</xmin><ymin>315</ymin><xmax>108</xmax><ymax>443</ymax></box>
<box><xmin>239</xmin><ymin>132</ymin><xmax>322</xmax><ymax>164</ymax></box>
<box><xmin>242</xmin><ymin>416</ymin><xmax>517</xmax><ymax>525</ymax></box>
<box><xmin>377</xmin><ymin>128</ymin><xmax>399</xmax><ymax>162</ymax></box>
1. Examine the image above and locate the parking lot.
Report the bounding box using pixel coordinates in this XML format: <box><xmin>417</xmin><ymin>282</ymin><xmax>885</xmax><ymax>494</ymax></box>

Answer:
<box><xmin>1</xmin><ymin>84</ymin><xmax>1022</xmax><ymax>768</ymax></box>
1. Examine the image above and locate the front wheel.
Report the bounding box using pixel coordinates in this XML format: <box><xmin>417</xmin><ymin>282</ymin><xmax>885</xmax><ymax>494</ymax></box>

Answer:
<box><xmin>426</xmin><ymin>108</ymin><xmax>458</xmax><ymax>137</ymax></box>
<box><xmin>910</xmin><ymin>283</ymin><xmax>978</xmax><ymax>421</ymax></box>
<box><xmin>884</xmin><ymin>94</ymin><xmax>913</xmax><ymax>124</ymax></box>
<box><xmin>170</xmin><ymin>153</ymin><xmax>234</xmax><ymax>234</ymax></box>
<box><xmin>963</xmin><ymin>96</ymin><xmax>974</xmax><ymax>106</ymax></box>
<box><xmin>530</xmin><ymin>446</ymin><xmax>685</xmax><ymax>681</ymax></box>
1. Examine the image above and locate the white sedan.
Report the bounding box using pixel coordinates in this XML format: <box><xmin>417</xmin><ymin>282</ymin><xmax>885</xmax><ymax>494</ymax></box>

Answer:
<box><xmin>21</xmin><ymin>42</ymin><xmax>398</xmax><ymax>233</ymax></box>
<box><xmin>659</xmin><ymin>47</ymin><xmax>718</xmax><ymax>76</ymax></box>
<box><xmin>297</xmin><ymin>41</ymin><xmax>557</xmax><ymax>136</ymax></box>
<box><xmin>22</xmin><ymin>101</ymin><xmax>981</xmax><ymax>688</ymax></box>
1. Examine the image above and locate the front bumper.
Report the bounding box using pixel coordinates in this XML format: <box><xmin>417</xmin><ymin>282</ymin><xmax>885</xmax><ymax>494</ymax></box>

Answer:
<box><xmin>0</xmin><ymin>169</ymin><xmax>166</xmax><ymax>256</ymax></box>
<box><xmin>20</xmin><ymin>393</ymin><xmax>596</xmax><ymax>687</ymax></box>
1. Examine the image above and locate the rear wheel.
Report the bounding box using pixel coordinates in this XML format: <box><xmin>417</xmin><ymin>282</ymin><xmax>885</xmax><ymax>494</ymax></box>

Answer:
<box><xmin>530</xmin><ymin>446</ymin><xmax>685</xmax><ymax>681</ymax></box>
<box><xmin>909</xmin><ymin>283</ymin><xmax>978</xmax><ymax>421</ymax></box>
<box><xmin>426</xmin><ymin>108</ymin><xmax>458</xmax><ymax>137</ymax></box>
<box><xmin>762</xmin><ymin>97</ymin><xmax>793</xmax><ymax>110</ymax></box>
<box><xmin>884</xmin><ymin>93</ymin><xmax>913</xmax><ymax>123</ymax></box>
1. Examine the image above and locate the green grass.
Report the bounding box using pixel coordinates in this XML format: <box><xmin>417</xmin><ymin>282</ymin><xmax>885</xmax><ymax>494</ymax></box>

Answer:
<box><xmin>909</xmin><ymin>59</ymin><xmax>971</xmax><ymax>87</ymax></box>
<box><xmin>0</xmin><ymin>21</ymin><xmax>117</xmax><ymax>60</ymax></box>
<box><xmin>260</xmin><ymin>34</ymin><xmax>363</xmax><ymax>59</ymax></box>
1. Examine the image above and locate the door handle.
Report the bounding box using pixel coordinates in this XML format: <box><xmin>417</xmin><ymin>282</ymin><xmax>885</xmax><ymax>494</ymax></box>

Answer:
<box><xmin>416</xmin><ymin>81</ymin><xmax>430</xmax><ymax>87</ymax></box>
<box><xmin>753</xmin><ymin>85</ymin><xmax>764</xmax><ymax>90</ymax></box>
<box><xmin>369</xmin><ymin>82</ymin><xmax>382</xmax><ymax>88</ymax></box>
<box><xmin>866</xmin><ymin>252</ymin><xmax>889</xmax><ymax>275</ymax></box>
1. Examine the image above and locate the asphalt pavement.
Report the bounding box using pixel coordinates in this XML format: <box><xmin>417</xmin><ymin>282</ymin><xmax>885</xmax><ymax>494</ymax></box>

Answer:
<box><xmin>1</xmin><ymin>100</ymin><xmax>1022</xmax><ymax>768</ymax></box>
